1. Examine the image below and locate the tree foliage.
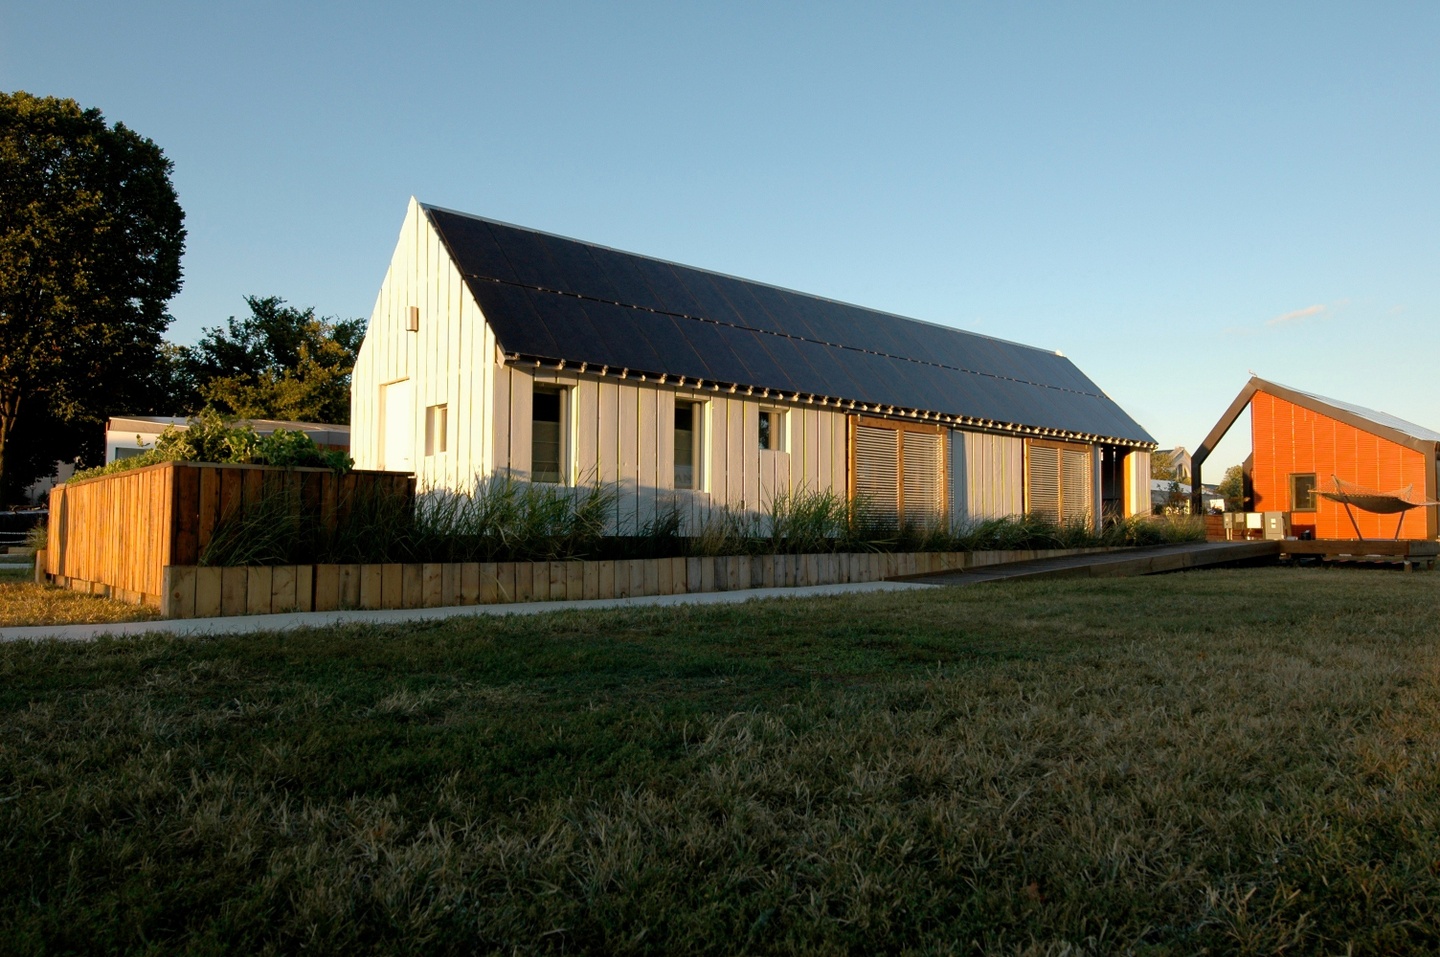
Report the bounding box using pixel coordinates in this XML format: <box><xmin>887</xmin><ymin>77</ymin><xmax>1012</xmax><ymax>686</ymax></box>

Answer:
<box><xmin>178</xmin><ymin>296</ymin><xmax>364</xmax><ymax>424</ymax></box>
<box><xmin>0</xmin><ymin>91</ymin><xmax>185</xmax><ymax>500</ymax></box>
<box><xmin>1217</xmin><ymin>464</ymin><xmax>1247</xmax><ymax>511</ymax></box>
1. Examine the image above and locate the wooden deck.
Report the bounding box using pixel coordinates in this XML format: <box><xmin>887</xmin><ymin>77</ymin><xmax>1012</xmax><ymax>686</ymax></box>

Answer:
<box><xmin>902</xmin><ymin>541</ymin><xmax>1283</xmax><ymax>586</ymax></box>
<box><xmin>1277</xmin><ymin>539</ymin><xmax>1440</xmax><ymax>571</ymax></box>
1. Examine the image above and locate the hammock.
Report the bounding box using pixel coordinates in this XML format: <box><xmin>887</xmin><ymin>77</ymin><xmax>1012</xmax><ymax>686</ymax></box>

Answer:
<box><xmin>1318</xmin><ymin>475</ymin><xmax>1440</xmax><ymax>539</ymax></box>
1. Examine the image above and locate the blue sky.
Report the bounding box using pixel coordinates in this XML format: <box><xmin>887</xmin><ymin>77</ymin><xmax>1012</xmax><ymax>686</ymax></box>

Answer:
<box><xmin>5</xmin><ymin>2</ymin><xmax>1438</xmax><ymax>473</ymax></box>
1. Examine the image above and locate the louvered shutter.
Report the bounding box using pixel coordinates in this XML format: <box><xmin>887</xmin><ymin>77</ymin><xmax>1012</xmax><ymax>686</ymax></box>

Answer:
<box><xmin>1027</xmin><ymin>444</ymin><xmax>1061</xmax><ymax>521</ymax></box>
<box><xmin>901</xmin><ymin>430</ymin><xmax>943</xmax><ymax>525</ymax></box>
<box><xmin>1061</xmin><ymin>447</ymin><xmax>1092</xmax><ymax>522</ymax></box>
<box><xmin>854</xmin><ymin>425</ymin><xmax>899</xmax><ymax>527</ymax></box>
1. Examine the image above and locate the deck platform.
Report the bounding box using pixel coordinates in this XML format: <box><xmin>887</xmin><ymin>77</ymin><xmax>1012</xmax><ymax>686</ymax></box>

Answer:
<box><xmin>1277</xmin><ymin>539</ymin><xmax>1440</xmax><ymax>571</ymax></box>
<box><xmin>904</xmin><ymin>541</ymin><xmax>1283</xmax><ymax>586</ymax></box>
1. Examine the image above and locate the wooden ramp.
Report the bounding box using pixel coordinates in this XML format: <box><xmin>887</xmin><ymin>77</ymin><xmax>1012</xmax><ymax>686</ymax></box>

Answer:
<box><xmin>903</xmin><ymin>541</ymin><xmax>1282</xmax><ymax>586</ymax></box>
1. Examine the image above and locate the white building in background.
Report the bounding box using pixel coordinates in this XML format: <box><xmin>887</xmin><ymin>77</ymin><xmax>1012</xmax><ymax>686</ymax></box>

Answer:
<box><xmin>351</xmin><ymin>199</ymin><xmax>1156</xmax><ymax>531</ymax></box>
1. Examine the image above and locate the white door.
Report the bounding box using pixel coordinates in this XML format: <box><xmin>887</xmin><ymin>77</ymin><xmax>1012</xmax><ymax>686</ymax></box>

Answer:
<box><xmin>380</xmin><ymin>379</ymin><xmax>414</xmax><ymax>472</ymax></box>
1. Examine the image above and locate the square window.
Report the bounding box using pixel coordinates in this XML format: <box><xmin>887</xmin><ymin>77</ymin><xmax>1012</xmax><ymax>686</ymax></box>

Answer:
<box><xmin>1290</xmin><ymin>473</ymin><xmax>1317</xmax><ymax>512</ymax></box>
<box><xmin>424</xmin><ymin>404</ymin><xmax>447</xmax><ymax>456</ymax></box>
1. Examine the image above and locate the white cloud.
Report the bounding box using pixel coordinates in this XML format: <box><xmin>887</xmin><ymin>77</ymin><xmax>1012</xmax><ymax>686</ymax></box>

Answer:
<box><xmin>1267</xmin><ymin>304</ymin><xmax>1325</xmax><ymax>326</ymax></box>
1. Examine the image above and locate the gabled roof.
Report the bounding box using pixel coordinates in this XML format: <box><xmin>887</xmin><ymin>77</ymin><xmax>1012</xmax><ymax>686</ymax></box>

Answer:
<box><xmin>1194</xmin><ymin>376</ymin><xmax>1440</xmax><ymax>479</ymax></box>
<box><xmin>423</xmin><ymin>204</ymin><xmax>1154</xmax><ymax>447</ymax></box>
<box><xmin>1278</xmin><ymin>382</ymin><xmax>1440</xmax><ymax>445</ymax></box>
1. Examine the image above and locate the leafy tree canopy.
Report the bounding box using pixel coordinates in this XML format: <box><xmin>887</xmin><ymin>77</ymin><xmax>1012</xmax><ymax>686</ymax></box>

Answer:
<box><xmin>1217</xmin><ymin>464</ymin><xmax>1247</xmax><ymax>511</ymax></box>
<box><xmin>177</xmin><ymin>296</ymin><xmax>364</xmax><ymax>424</ymax></box>
<box><xmin>0</xmin><ymin>90</ymin><xmax>184</xmax><ymax>500</ymax></box>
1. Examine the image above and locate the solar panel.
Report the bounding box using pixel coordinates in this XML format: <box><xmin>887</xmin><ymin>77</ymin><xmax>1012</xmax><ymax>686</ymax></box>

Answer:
<box><xmin>425</xmin><ymin>205</ymin><xmax>1154</xmax><ymax>443</ymax></box>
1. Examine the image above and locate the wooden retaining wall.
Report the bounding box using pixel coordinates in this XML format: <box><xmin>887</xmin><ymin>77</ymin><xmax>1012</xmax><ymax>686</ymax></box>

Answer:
<box><xmin>153</xmin><ymin>548</ymin><xmax>1116</xmax><ymax>619</ymax></box>
<box><xmin>45</xmin><ymin>462</ymin><xmax>414</xmax><ymax>606</ymax></box>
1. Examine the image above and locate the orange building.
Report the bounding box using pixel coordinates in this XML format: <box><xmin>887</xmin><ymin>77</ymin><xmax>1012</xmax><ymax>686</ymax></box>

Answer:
<box><xmin>1194</xmin><ymin>377</ymin><xmax>1440</xmax><ymax>540</ymax></box>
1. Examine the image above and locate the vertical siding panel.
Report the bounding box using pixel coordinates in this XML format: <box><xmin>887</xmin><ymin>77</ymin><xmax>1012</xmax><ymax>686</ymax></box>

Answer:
<box><xmin>655</xmin><ymin>387</ymin><xmax>675</xmax><ymax>490</ymax></box>
<box><xmin>597</xmin><ymin>380</ymin><xmax>620</xmax><ymax>484</ymax></box>
<box><xmin>728</xmin><ymin>399</ymin><xmax>747</xmax><ymax>510</ymax></box>
<box><xmin>493</xmin><ymin>363</ymin><xmax>512</xmax><ymax>475</ymax></box>
<box><xmin>637</xmin><ymin>384</ymin><xmax>659</xmax><ymax>528</ymax></box>
<box><xmin>576</xmin><ymin>378</ymin><xmax>600</xmax><ymax>484</ymax></box>
<box><xmin>511</xmin><ymin>368</ymin><xmax>532</xmax><ymax>479</ymax></box>
<box><xmin>802</xmin><ymin>407</ymin><xmax>820</xmax><ymax>489</ymax></box>
<box><xmin>818</xmin><ymin>409</ymin><xmax>835</xmax><ymax>494</ymax></box>
<box><xmin>618</xmin><ymin>383</ymin><xmax>639</xmax><ymax>532</ymax></box>
<box><xmin>706</xmin><ymin>395</ymin><xmax>725</xmax><ymax>506</ymax></box>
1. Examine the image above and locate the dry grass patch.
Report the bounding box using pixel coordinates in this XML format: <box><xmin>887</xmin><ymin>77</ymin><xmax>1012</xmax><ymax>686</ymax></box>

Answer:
<box><xmin>2</xmin><ymin>568</ymin><xmax>1440</xmax><ymax>953</ymax></box>
<box><xmin>0</xmin><ymin>578</ymin><xmax>161</xmax><ymax>627</ymax></box>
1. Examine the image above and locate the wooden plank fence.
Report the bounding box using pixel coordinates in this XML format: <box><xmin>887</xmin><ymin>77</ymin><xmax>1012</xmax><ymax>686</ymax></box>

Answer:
<box><xmin>44</xmin><ymin>462</ymin><xmax>414</xmax><ymax>606</ymax></box>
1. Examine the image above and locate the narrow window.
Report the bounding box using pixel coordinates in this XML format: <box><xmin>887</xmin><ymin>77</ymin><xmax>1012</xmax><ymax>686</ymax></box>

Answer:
<box><xmin>759</xmin><ymin>410</ymin><xmax>783</xmax><ymax>451</ymax></box>
<box><xmin>424</xmin><ymin>403</ymin><xmax>448</xmax><ymax>456</ymax></box>
<box><xmin>1290</xmin><ymin>473</ymin><xmax>1318</xmax><ymax>512</ymax></box>
<box><xmin>675</xmin><ymin>401</ymin><xmax>700</xmax><ymax>489</ymax></box>
<box><xmin>532</xmin><ymin>386</ymin><xmax>564</xmax><ymax>484</ymax></box>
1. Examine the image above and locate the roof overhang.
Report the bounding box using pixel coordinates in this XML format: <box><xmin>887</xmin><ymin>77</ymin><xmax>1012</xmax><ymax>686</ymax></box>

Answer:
<box><xmin>507</xmin><ymin>351</ymin><xmax>1156</xmax><ymax>450</ymax></box>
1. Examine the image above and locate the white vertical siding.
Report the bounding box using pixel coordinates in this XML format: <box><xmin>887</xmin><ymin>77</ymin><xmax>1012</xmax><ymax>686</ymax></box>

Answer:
<box><xmin>949</xmin><ymin>430</ymin><xmax>1025</xmax><ymax>523</ymax></box>
<box><xmin>480</xmin><ymin>375</ymin><xmax>848</xmax><ymax>532</ymax></box>
<box><xmin>350</xmin><ymin>197</ymin><xmax>497</xmax><ymax>489</ymax></box>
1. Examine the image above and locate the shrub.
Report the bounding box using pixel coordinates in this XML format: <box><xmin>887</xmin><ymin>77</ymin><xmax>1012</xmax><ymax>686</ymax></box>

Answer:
<box><xmin>71</xmin><ymin>411</ymin><xmax>352</xmax><ymax>481</ymax></box>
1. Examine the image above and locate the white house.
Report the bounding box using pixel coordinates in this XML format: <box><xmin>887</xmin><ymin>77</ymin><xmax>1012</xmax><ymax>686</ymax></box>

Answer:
<box><xmin>351</xmin><ymin>199</ymin><xmax>1155</xmax><ymax>531</ymax></box>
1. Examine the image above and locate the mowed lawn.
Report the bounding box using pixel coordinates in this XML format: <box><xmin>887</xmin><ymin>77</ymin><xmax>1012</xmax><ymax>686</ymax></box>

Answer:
<box><xmin>3</xmin><ymin>568</ymin><xmax>1440</xmax><ymax>955</ymax></box>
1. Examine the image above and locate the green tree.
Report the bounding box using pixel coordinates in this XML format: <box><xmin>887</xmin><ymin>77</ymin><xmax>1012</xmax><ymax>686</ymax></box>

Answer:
<box><xmin>0</xmin><ymin>91</ymin><xmax>185</xmax><ymax>498</ymax></box>
<box><xmin>182</xmin><ymin>296</ymin><xmax>363</xmax><ymax>424</ymax></box>
<box><xmin>1217</xmin><ymin>464</ymin><xmax>1247</xmax><ymax>511</ymax></box>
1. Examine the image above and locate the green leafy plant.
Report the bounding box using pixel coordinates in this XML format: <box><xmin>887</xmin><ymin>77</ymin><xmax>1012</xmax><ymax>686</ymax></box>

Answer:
<box><xmin>71</xmin><ymin>411</ymin><xmax>352</xmax><ymax>482</ymax></box>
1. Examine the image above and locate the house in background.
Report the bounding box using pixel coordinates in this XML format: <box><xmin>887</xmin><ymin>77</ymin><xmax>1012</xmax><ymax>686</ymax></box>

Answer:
<box><xmin>351</xmin><ymin>199</ymin><xmax>1156</xmax><ymax>531</ymax></box>
<box><xmin>1154</xmin><ymin>446</ymin><xmax>1191</xmax><ymax>482</ymax></box>
<box><xmin>105</xmin><ymin>416</ymin><xmax>350</xmax><ymax>464</ymax></box>
<box><xmin>1193</xmin><ymin>376</ymin><xmax>1440</xmax><ymax>540</ymax></box>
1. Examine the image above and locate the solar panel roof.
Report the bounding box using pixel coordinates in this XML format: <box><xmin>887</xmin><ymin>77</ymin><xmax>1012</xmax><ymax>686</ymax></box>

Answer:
<box><xmin>425</xmin><ymin>204</ymin><xmax>1155</xmax><ymax>445</ymax></box>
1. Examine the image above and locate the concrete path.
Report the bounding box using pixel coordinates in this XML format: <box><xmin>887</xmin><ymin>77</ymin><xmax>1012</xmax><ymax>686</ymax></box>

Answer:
<box><xmin>904</xmin><ymin>540</ymin><xmax>1281</xmax><ymax>586</ymax></box>
<box><xmin>0</xmin><ymin>579</ymin><xmax>931</xmax><ymax>643</ymax></box>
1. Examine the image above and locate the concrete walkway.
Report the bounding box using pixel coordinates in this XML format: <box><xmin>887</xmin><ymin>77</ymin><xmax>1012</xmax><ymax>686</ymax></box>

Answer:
<box><xmin>0</xmin><ymin>579</ymin><xmax>931</xmax><ymax>643</ymax></box>
<box><xmin>904</xmin><ymin>540</ymin><xmax>1281</xmax><ymax>585</ymax></box>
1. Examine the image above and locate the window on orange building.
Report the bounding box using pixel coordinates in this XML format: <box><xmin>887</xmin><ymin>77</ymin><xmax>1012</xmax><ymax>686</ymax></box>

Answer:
<box><xmin>1290</xmin><ymin>473</ymin><xmax>1318</xmax><ymax>512</ymax></box>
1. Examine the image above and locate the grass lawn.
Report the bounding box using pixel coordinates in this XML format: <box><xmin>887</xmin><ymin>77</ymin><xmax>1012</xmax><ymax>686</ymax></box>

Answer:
<box><xmin>0</xmin><ymin>567</ymin><xmax>162</xmax><ymax>627</ymax></box>
<box><xmin>3</xmin><ymin>567</ymin><xmax>1439</xmax><ymax>954</ymax></box>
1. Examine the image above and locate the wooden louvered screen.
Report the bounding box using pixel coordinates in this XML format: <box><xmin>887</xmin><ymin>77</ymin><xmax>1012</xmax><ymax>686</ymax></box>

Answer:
<box><xmin>901</xmin><ymin>430</ymin><xmax>944</xmax><ymax>525</ymax></box>
<box><xmin>849</xmin><ymin>417</ymin><xmax>947</xmax><ymax>527</ymax></box>
<box><xmin>1027</xmin><ymin>439</ymin><xmax>1092</xmax><ymax>523</ymax></box>
<box><xmin>854</xmin><ymin>425</ymin><xmax>899</xmax><ymax>526</ymax></box>
<box><xmin>1027</xmin><ymin>444</ymin><xmax>1061</xmax><ymax>521</ymax></box>
<box><xmin>1061</xmin><ymin>446</ymin><xmax>1091</xmax><ymax>521</ymax></box>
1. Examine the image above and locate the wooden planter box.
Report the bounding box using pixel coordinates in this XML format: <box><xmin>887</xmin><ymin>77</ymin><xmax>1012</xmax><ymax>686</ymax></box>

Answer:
<box><xmin>149</xmin><ymin>548</ymin><xmax>1115</xmax><ymax>619</ymax></box>
<box><xmin>43</xmin><ymin>461</ymin><xmax>414</xmax><ymax>606</ymax></box>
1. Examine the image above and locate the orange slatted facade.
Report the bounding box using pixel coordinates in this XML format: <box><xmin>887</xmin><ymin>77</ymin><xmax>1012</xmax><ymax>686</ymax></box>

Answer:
<box><xmin>1251</xmin><ymin>391</ymin><xmax>1434</xmax><ymax>539</ymax></box>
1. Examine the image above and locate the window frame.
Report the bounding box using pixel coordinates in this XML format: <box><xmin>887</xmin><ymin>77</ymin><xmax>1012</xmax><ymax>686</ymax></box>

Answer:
<box><xmin>531</xmin><ymin>384</ymin><xmax>568</xmax><ymax>485</ymax></box>
<box><xmin>673</xmin><ymin>399</ymin><xmax>705</xmax><ymax>491</ymax></box>
<box><xmin>424</xmin><ymin>403</ymin><xmax>448</xmax><ymax>457</ymax></box>
<box><xmin>1289</xmin><ymin>472</ymin><xmax>1318</xmax><ymax>513</ymax></box>
<box><xmin>758</xmin><ymin>408</ymin><xmax>786</xmax><ymax>453</ymax></box>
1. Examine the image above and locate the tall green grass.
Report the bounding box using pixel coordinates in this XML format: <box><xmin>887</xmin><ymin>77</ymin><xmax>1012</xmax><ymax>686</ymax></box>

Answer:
<box><xmin>199</xmin><ymin>480</ymin><xmax>1206</xmax><ymax>566</ymax></box>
